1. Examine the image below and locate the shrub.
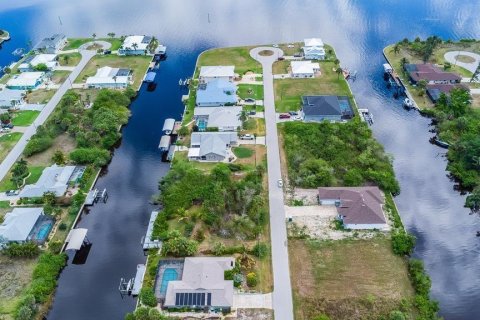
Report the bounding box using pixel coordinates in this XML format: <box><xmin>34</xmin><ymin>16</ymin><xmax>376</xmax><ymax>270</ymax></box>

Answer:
<box><xmin>48</xmin><ymin>240</ymin><xmax>63</xmax><ymax>254</ymax></box>
<box><xmin>161</xmin><ymin>230</ymin><xmax>198</xmax><ymax>257</ymax></box>
<box><xmin>389</xmin><ymin>310</ymin><xmax>406</xmax><ymax>320</ymax></box>
<box><xmin>392</xmin><ymin>231</ymin><xmax>416</xmax><ymax>255</ymax></box>
<box><xmin>15</xmin><ymin>294</ymin><xmax>36</xmax><ymax>320</ymax></box>
<box><xmin>139</xmin><ymin>288</ymin><xmax>157</xmax><ymax>307</ymax></box>
<box><xmin>212</xmin><ymin>242</ymin><xmax>226</xmax><ymax>256</ymax></box>
<box><xmin>194</xmin><ymin>229</ymin><xmax>205</xmax><ymax>242</ymax></box>
<box><xmin>70</xmin><ymin>148</ymin><xmax>111</xmax><ymax>166</ymax></box>
<box><xmin>3</xmin><ymin>242</ymin><xmax>40</xmax><ymax>258</ymax></box>
<box><xmin>408</xmin><ymin>259</ymin><xmax>432</xmax><ymax>296</ymax></box>
<box><xmin>246</xmin><ymin>272</ymin><xmax>257</xmax><ymax>287</ymax></box>
<box><xmin>313</xmin><ymin>315</ymin><xmax>331</xmax><ymax>320</ymax></box>
<box><xmin>24</xmin><ymin>137</ymin><xmax>53</xmax><ymax>157</ymax></box>
<box><xmin>29</xmin><ymin>253</ymin><xmax>67</xmax><ymax>302</ymax></box>
<box><xmin>251</xmin><ymin>243</ymin><xmax>269</xmax><ymax>259</ymax></box>
<box><xmin>58</xmin><ymin>223</ymin><xmax>67</xmax><ymax>231</ymax></box>
<box><xmin>151</xmin><ymin>213</ymin><xmax>169</xmax><ymax>240</ymax></box>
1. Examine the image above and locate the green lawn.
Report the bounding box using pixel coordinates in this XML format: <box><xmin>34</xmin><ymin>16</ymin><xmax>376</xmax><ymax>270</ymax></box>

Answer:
<box><xmin>57</xmin><ymin>52</ymin><xmax>82</xmax><ymax>66</ymax></box>
<box><xmin>0</xmin><ymin>166</ymin><xmax>45</xmax><ymax>192</ymax></box>
<box><xmin>11</xmin><ymin>110</ymin><xmax>40</xmax><ymax>126</ymax></box>
<box><xmin>274</xmin><ymin>61</ymin><xmax>353</xmax><ymax>112</ymax></box>
<box><xmin>0</xmin><ymin>132</ymin><xmax>22</xmax><ymax>162</ymax></box>
<box><xmin>25</xmin><ymin>89</ymin><xmax>56</xmax><ymax>104</ymax></box>
<box><xmin>238</xmin><ymin>84</ymin><xmax>264</xmax><ymax>100</ymax></box>
<box><xmin>74</xmin><ymin>54</ymin><xmax>151</xmax><ymax>89</ymax></box>
<box><xmin>51</xmin><ymin>70</ymin><xmax>71</xmax><ymax>84</ymax></box>
<box><xmin>64</xmin><ymin>37</ymin><xmax>123</xmax><ymax>50</ymax></box>
<box><xmin>197</xmin><ymin>46</ymin><xmax>262</xmax><ymax>75</ymax></box>
<box><xmin>233</xmin><ymin>147</ymin><xmax>254</xmax><ymax>158</ymax></box>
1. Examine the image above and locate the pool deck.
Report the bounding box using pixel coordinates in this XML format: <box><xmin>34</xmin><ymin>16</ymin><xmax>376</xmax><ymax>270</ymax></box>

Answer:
<box><xmin>154</xmin><ymin>259</ymin><xmax>184</xmax><ymax>300</ymax></box>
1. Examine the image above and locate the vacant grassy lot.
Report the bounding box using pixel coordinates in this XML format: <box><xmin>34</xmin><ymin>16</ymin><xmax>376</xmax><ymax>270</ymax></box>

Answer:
<box><xmin>289</xmin><ymin>238</ymin><xmax>414</xmax><ymax>320</ymax></box>
<box><xmin>197</xmin><ymin>46</ymin><xmax>262</xmax><ymax>75</ymax></box>
<box><xmin>64</xmin><ymin>37</ymin><xmax>123</xmax><ymax>50</ymax></box>
<box><xmin>274</xmin><ymin>61</ymin><xmax>353</xmax><ymax>112</ymax></box>
<box><xmin>25</xmin><ymin>89</ymin><xmax>55</xmax><ymax>104</ymax></box>
<box><xmin>242</xmin><ymin>117</ymin><xmax>266</xmax><ymax>136</ymax></box>
<box><xmin>234</xmin><ymin>145</ymin><xmax>266</xmax><ymax>167</ymax></box>
<box><xmin>238</xmin><ymin>84</ymin><xmax>264</xmax><ymax>100</ymax></box>
<box><xmin>58</xmin><ymin>52</ymin><xmax>82</xmax><ymax>66</ymax></box>
<box><xmin>74</xmin><ymin>54</ymin><xmax>151</xmax><ymax>89</ymax></box>
<box><xmin>0</xmin><ymin>255</ymin><xmax>37</xmax><ymax>319</ymax></box>
<box><xmin>11</xmin><ymin>110</ymin><xmax>40</xmax><ymax>126</ymax></box>
<box><xmin>272</xmin><ymin>60</ymin><xmax>290</xmax><ymax>74</ymax></box>
<box><xmin>233</xmin><ymin>146</ymin><xmax>254</xmax><ymax>158</ymax></box>
<box><xmin>0</xmin><ymin>132</ymin><xmax>22</xmax><ymax>162</ymax></box>
<box><xmin>26</xmin><ymin>133</ymin><xmax>76</xmax><ymax>166</ymax></box>
<box><xmin>51</xmin><ymin>70</ymin><xmax>71</xmax><ymax>85</ymax></box>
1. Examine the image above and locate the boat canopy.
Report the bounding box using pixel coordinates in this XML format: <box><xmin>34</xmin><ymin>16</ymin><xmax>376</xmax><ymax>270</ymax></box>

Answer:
<box><xmin>158</xmin><ymin>135</ymin><xmax>171</xmax><ymax>150</ymax></box>
<box><xmin>65</xmin><ymin>228</ymin><xmax>88</xmax><ymax>251</ymax></box>
<box><xmin>162</xmin><ymin>118</ymin><xmax>175</xmax><ymax>133</ymax></box>
<box><xmin>144</xmin><ymin>72</ymin><xmax>156</xmax><ymax>83</ymax></box>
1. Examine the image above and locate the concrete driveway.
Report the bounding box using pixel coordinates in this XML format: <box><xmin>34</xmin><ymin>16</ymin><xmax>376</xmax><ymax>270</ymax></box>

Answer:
<box><xmin>444</xmin><ymin>51</ymin><xmax>480</xmax><ymax>74</ymax></box>
<box><xmin>0</xmin><ymin>49</ymin><xmax>97</xmax><ymax>182</ymax></box>
<box><xmin>250</xmin><ymin>47</ymin><xmax>294</xmax><ymax>320</ymax></box>
<box><xmin>233</xmin><ymin>292</ymin><xmax>273</xmax><ymax>309</ymax></box>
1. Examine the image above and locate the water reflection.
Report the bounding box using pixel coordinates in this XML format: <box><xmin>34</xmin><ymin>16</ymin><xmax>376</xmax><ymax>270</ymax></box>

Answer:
<box><xmin>1</xmin><ymin>0</ymin><xmax>480</xmax><ymax>319</ymax></box>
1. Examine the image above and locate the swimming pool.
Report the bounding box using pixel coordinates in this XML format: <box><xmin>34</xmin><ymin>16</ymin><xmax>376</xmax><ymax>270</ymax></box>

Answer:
<box><xmin>36</xmin><ymin>221</ymin><xmax>53</xmax><ymax>241</ymax></box>
<box><xmin>197</xmin><ymin>119</ymin><xmax>207</xmax><ymax>131</ymax></box>
<box><xmin>160</xmin><ymin>268</ymin><xmax>178</xmax><ymax>295</ymax></box>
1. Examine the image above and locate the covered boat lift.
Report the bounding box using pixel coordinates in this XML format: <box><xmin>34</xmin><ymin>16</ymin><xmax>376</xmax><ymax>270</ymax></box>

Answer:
<box><xmin>144</xmin><ymin>71</ymin><xmax>156</xmax><ymax>83</ymax></box>
<box><xmin>65</xmin><ymin>228</ymin><xmax>89</xmax><ymax>251</ymax></box>
<box><xmin>162</xmin><ymin>118</ymin><xmax>175</xmax><ymax>134</ymax></box>
<box><xmin>158</xmin><ymin>135</ymin><xmax>171</xmax><ymax>151</ymax></box>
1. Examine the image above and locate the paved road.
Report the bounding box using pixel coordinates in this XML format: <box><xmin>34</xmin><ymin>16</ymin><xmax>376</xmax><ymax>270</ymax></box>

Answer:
<box><xmin>444</xmin><ymin>50</ymin><xmax>480</xmax><ymax>74</ymax></box>
<box><xmin>0</xmin><ymin>49</ymin><xmax>96</xmax><ymax>182</ymax></box>
<box><xmin>250</xmin><ymin>47</ymin><xmax>294</xmax><ymax>320</ymax></box>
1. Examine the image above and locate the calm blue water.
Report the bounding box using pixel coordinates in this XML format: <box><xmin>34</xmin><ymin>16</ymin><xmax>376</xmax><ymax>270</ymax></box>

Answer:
<box><xmin>1</xmin><ymin>1</ymin><xmax>480</xmax><ymax>319</ymax></box>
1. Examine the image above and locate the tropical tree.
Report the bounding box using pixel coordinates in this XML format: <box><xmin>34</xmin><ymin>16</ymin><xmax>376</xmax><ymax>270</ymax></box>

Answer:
<box><xmin>63</xmin><ymin>55</ymin><xmax>70</xmax><ymax>65</ymax></box>
<box><xmin>471</xmin><ymin>62</ymin><xmax>480</xmax><ymax>83</ymax></box>
<box><xmin>52</xmin><ymin>149</ymin><xmax>66</xmax><ymax>165</ymax></box>
<box><xmin>333</xmin><ymin>58</ymin><xmax>340</xmax><ymax>66</ymax></box>
<box><xmin>393</xmin><ymin>43</ymin><xmax>400</xmax><ymax>55</ymax></box>
<box><xmin>132</xmin><ymin>42</ymin><xmax>138</xmax><ymax>52</ymax></box>
<box><xmin>92</xmin><ymin>33</ymin><xmax>97</xmax><ymax>42</ymax></box>
<box><xmin>239</xmin><ymin>110</ymin><xmax>248</xmax><ymax>125</ymax></box>
<box><xmin>336</xmin><ymin>67</ymin><xmax>343</xmax><ymax>79</ymax></box>
<box><xmin>11</xmin><ymin>158</ymin><xmax>29</xmax><ymax>188</ymax></box>
<box><xmin>113</xmin><ymin>75</ymin><xmax>117</xmax><ymax>89</ymax></box>
<box><xmin>465</xmin><ymin>187</ymin><xmax>480</xmax><ymax>213</ymax></box>
<box><xmin>107</xmin><ymin>32</ymin><xmax>115</xmax><ymax>38</ymax></box>
<box><xmin>400</xmin><ymin>57</ymin><xmax>409</xmax><ymax>70</ymax></box>
<box><xmin>3</xmin><ymin>67</ymin><xmax>11</xmax><ymax>74</ymax></box>
<box><xmin>0</xmin><ymin>112</ymin><xmax>11</xmax><ymax>124</ymax></box>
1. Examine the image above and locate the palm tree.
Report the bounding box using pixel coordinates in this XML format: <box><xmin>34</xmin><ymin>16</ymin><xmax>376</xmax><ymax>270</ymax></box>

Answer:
<box><xmin>113</xmin><ymin>75</ymin><xmax>117</xmax><ymax>89</ymax></box>
<box><xmin>336</xmin><ymin>67</ymin><xmax>343</xmax><ymax>79</ymax></box>
<box><xmin>400</xmin><ymin>57</ymin><xmax>409</xmax><ymax>72</ymax></box>
<box><xmin>63</xmin><ymin>55</ymin><xmax>70</xmax><ymax>65</ymax></box>
<box><xmin>132</xmin><ymin>42</ymin><xmax>138</xmax><ymax>53</ymax></box>
<box><xmin>108</xmin><ymin>32</ymin><xmax>115</xmax><ymax>39</ymax></box>
<box><xmin>393</xmin><ymin>43</ymin><xmax>400</xmax><ymax>55</ymax></box>
<box><xmin>92</xmin><ymin>33</ymin><xmax>97</xmax><ymax>44</ymax></box>
<box><xmin>333</xmin><ymin>59</ymin><xmax>340</xmax><ymax>66</ymax></box>
<box><xmin>471</xmin><ymin>62</ymin><xmax>480</xmax><ymax>83</ymax></box>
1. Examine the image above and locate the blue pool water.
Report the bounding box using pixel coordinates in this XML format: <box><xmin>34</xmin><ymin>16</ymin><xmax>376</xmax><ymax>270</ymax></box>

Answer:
<box><xmin>338</xmin><ymin>98</ymin><xmax>352</xmax><ymax>113</ymax></box>
<box><xmin>197</xmin><ymin>119</ymin><xmax>207</xmax><ymax>131</ymax></box>
<box><xmin>36</xmin><ymin>222</ymin><xmax>53</xmax><ymax>241</ymax></box>
<box><xmin>160</xmin><ymin>268</ymin><xmax>178</xmax><ymax>295</ymax></box>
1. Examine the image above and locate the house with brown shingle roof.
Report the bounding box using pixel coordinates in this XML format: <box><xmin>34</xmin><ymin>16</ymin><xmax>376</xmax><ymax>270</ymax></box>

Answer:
<box><xmin>404</xmin><ymin>63</ymin><xmax>461</xmax><ymax>85</ymax></box>
<box><xmin>318</xmin><ymin>186</ymin><xmax>388</xmax><ymax>230</ymax></box>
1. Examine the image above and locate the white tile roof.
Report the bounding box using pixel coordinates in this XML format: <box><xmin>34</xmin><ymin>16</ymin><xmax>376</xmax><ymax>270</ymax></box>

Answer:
<box><xmin>120</xmin><ymin>35</ymin><xmax>150</xmax><ymax>51</ymax></box>
<box><xmin>194</xmin><ymin>106</ymin><xmax>242</xmax><ymax>129</ymax></box>
<box><xmin>19</xmin><ymin>165</ymin><xmax>75</xmax><ymax>198</ymax></box>
<box><xmin>304</xmin><ymin>38</ymin><xmax>324</xmax><ymax>47</ymax></box>
<box><xmin>291</xmin><ymin>60</ymin><xmax>320</xmax><ymax>75</ymax></box>
<box><xmin>19</xmin><ymin>54</ymin><xmax>57</xmax><ymax>70</ymax></box>
<box><xmin>7</xmin><ymin>72</ymin><xmax>44</xmax><ymax>87</ymax></box>
<box><xmin>164</xmin><ymin>257</ymin><xmax>235</xmax><ymax>307</ymax></box>
<box><xmin>199</xmin><ymin>66</ymin><xmax>235</xmax><ymax>79</ymax></box>
<box><xmin>86</xmin><ymin>66</ymin><xmax>130</xmax><ymax>86</ymax></box>
<box><xmin>0</xmin><ymin>207</ymin><xmax>43</xmax><ymax>242</ymax></box>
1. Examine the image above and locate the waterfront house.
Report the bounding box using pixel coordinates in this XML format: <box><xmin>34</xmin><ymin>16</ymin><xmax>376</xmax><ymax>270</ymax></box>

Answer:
<box><xmin>0</xmin><ymin>88</ymin><xmax>26</xmax><ymax>109</ymax></box>
<box><xmin>163</xmin><ymin>257</ymin><xmax>235</xmax><ymax>312</ymax></box>
<box><xmin>405</xmin><ymin>63</ymin><xmax>461</xmax><ymax>85</ymax></box>
<box><xmin>193</xmin><ymin>106</ymin><xmax>242</xmax><ymax>131</ymax></box>
<box><xmin>196</xmin><ymin>79</ymin><xmax>238</xmax><ymax>107</ymax></box>
<box><xmin>301</xmin><ymin>95</ymin><xmax>354</xmax><ymax>122</ymax></box>
<box><xmin>6</xmin><ymin>72</ymin><xmax>45</xmax><ymax>90</ymax></box>
<box><xmin>199</xmin><ymin>66</ymin><xmax>235</xmax><ymax>83</ymax></box>
<box><xmin>302</xmin><ymin>38</ymin><xmax>326</xmax><ymax>60</ymax></box>
<box><xmin>18</xmin><ymin>54</ymin><xmax>58</xmax><ymax>72</ymax></box>
<box><xmin>426</xmin><ymin>83</ymin><xmax>469</xmax><ymax>103</ymax></box>
<box><xmin>0</xmin><ymin>207</ymin><xmax>53</xmax><ymax>244</ymax></box>
<box><xmin>85</xmin><ymin>66</ymin><xmax>132</xmax><ymax>89</ymax></box>
<box><xmin>318</xmin><ymin>187</ymin><xmax>388</xmax><ymax>230</ymax></box>
<box><xmin>33</xmin><ymin>34</ymin><xmax>66</xmax><ymax>54</ymax></box>
<box><xmin>291</xmin><ymin>60</ymin><xmax>320</xmax><ymax>78</ymax></box>
<box><xmin>19</xmin><ymin>165</ymin><xmax>78</xmax><ymax>198</ymax></box>
<box><xmin>188</xmin><ymin>132</ymin><xmax>238</xmax><ymax>162</ymax></box>
<box><xmin>118</xmin><ymin>35</ymin><xmax>153</xmax><ymax>55</ymax></box>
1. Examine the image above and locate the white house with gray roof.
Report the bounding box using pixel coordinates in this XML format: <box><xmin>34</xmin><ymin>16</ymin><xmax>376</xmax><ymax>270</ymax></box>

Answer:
<box><xmin>18</xmin><ymin>54</ymin><xmax>58</xmax><ymax>72</ymax></box>
<box><xmin>33</xmin><ymin>34</ymin><xmax>66</xmax><ymax>54</ymax></box>
<box><xmin>163</xmin><ymin>257</ymin><xmax>235</xmax><ymax>312</ymax></box>
<box><xmin>303</xmin><ymin>38</ymin><xmax>326</xmax><ymax>60</ymax></box>
<box><xmin>19</xmin><ymin>165</ymin><xmax>76</xmax><ymax>198</ymax></box>
<box><xmin>0</xmin><ymin>88</ymin><xmax>26</xmax><ymax>109</ymax></box>
<box><xmin>188</xmin><ymin>132</ymin><xmax>238</xmax><ymax>162</ymax></box>
<box><xmin>86</xmin><ymin>66</ymin><xmax>132</xmax><ymax>88</ymax></box>
<box><xmin>194</xmin><ymin>106</ymin><xmax>242</xmax><ymax>131</ymax></box>
<box><xmin>118</xmin><ymin>35</ymin><xmax>153</xmax><ymax>55</ymax></box>
<box><xmin>199</xmin><ymin>66</ymin><xmax>235</xmax><ymax>83</ymax></box>
<box><xmin>0</xmin><ymin>207</ymin><xmax>44</xmax><ymax>243</ymax></box>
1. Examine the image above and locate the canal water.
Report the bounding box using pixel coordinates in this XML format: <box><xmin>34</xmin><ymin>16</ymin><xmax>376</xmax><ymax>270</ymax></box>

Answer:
<box><xmin>1</xmin><ymin>1</ymin><xmax>479</xmax><ymax>319</ymax></box>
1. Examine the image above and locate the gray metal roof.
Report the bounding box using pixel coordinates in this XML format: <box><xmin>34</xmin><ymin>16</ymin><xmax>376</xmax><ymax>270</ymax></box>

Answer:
<box><xmin>194</xmin><ymin>106</ymin><xmax>242</xmax><ymax>129</ymax></box>
<box><xmin>190</xmin><ymin>132</ymin><xmax>238</xmax><ymax>157</ymax></box>
<box><xmin>34</xmin><ymin>34</ymin><xmax>66</xmax><ymax>51</ymax></box>
<box><xmin>19</xmin><ymin>165</ymin><xmax>76</xmax><ymax>198</ymax></box>
<box><xmin>0</xmin><ymin>207</ymin><xmax>43</xmax><ymax>242</ymax></box>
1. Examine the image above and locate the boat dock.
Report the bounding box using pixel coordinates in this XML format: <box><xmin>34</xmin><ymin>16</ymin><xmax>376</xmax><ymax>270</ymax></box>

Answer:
<box><xmin>358</xmin><ymin>108</ymin><xmax>374</xmax><ymax>125</ymax></box>
<box><xmin>85</xmin><ymin>188</ymin><xmax>108</xmax><ymax>206</ymax></box>
<box><xmin>131</xmin><ymin>264</ymin><xmax>146</xmax><ymax>296</ymax></box>
<box><xmin>142</xmin><ymin>211</ymin><xmax>162</xmax><ymax>250</ymax></box>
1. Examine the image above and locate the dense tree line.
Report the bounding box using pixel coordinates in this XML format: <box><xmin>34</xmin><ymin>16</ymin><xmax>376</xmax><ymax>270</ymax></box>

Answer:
<box><xmin>158</xmin><ymin>161</ymin><xmax>267</xmax><ymax>240</ymax></box>
<box><xmin>282</xmin><ymin>120</ymin><xmax>400</xmax><ymax>194</ymax></box>
<box><xmin>423</xmin><ymin>89</ymin><xmax>480</xmax><ymax>211</ymax></box>
<box><xmin>24</xmin><ymin>88</ymin><xmax>136</xmax><ymax>165</ymax></box>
